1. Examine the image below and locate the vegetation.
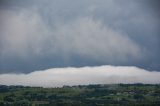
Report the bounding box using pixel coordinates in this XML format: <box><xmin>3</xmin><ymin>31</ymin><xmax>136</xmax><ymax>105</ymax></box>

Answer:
<box><xmin>0</xmin><ymin>84</ymin><xmax>160</xmax><ymax>106</ymax></box>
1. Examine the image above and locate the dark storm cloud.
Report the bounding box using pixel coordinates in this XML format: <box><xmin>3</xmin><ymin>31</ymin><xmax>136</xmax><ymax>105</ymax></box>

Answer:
<box><xmin>0</xmin><ymin>0</ymin><xmax>159</xmax><ymax>73</ymax></box>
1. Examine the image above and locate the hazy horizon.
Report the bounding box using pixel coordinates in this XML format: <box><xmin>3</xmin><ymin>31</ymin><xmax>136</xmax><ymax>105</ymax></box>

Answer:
<box><xmin>0</xmin><ymin>65</ymin><xmax>160</xmax><ymax>87</ymax></box>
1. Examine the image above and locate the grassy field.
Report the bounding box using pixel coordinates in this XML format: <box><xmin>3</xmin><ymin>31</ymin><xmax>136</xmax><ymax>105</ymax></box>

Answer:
<box><xmin>0</xmin><ymin>84</ymin><xmax>160</xmax><ymax>106</ymax></box>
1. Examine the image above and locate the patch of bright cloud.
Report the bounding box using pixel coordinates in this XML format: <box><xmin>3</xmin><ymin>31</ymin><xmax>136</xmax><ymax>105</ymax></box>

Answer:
<box><xmin>0</xmin><ymin>65</ymin><xmax>159</xmax><ymax>87</ymax></box>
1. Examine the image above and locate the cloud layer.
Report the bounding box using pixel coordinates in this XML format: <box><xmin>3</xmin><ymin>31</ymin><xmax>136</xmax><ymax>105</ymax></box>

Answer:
<box><xmin>0</xmin><ymin>65</ymin><xmax>160</xmax><ymax>87</ymax></box>
<box><xmin>0</xmin><ymin>0</ymin><xmax>160</xmax><ymax>73</ymax></box>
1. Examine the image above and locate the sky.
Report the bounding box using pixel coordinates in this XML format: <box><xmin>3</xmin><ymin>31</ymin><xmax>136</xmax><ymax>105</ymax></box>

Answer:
<box><xmin>0</xmin><ymin>0</ymin><xmax>160</xmax><ymax>86</ymax></box>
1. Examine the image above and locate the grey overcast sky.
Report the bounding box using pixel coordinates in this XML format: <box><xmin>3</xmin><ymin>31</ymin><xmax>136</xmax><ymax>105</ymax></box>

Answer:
<box><xmin>0</xmin><ymin>0</ymin><xmax>160</xmax><ymax>73</ymax></box>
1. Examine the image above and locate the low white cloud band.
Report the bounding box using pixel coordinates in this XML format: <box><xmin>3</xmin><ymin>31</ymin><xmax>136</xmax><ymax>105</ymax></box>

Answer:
<box><xmin>0</xmin><ymin>65</ymin><xmax>160</xmax><ymax>87</ymax></box>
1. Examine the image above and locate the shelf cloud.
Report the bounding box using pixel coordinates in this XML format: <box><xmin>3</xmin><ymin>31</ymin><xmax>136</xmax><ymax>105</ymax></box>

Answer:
<box><xmin>0</xmin><ymin>65</ymin><xmax>160</xmax><ymax>87</ymax></box>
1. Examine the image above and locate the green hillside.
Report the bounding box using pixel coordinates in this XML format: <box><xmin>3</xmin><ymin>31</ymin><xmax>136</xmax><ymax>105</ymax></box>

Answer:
<box><xmin>0</xmin><ymin>84</ymin><xmax>160</xmax><ymax>106</ymax></box>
